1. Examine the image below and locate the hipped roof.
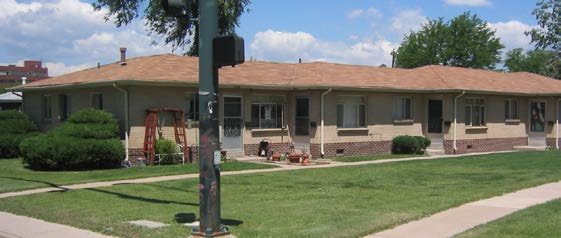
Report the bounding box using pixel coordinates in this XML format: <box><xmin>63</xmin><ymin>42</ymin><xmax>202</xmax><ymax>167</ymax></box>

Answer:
<box><xmin>12</xmin><ymin>53</ymin><xmax>561</xmax><ymax>95</ymax></box>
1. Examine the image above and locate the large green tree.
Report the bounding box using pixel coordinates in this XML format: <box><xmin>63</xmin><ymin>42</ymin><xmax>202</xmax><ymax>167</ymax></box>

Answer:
<box><xmin>504</xmin><ymin>48</ymin><xmax>555</xmax><ymax>75</ymax></box>
<box><xmin>525</xmin><ymin>0</ymin><xmax>561</xmax><ymax>79</ymax></box>
<box><xmin>93</xmin><ymin>0</ymin><xmax>250</xmax><ymax>56</ymax></box>
<box><xmin>395</xmin><ymin>12</ymin><xmax>504</xmax><ymax>69</ymax></box>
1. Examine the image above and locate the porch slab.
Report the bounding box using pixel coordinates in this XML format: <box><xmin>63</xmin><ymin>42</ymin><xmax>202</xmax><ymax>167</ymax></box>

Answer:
<box><xmin>513</xmin><ymin>146</ymin><xmax>547</xmax><ymax>151</ymax></box>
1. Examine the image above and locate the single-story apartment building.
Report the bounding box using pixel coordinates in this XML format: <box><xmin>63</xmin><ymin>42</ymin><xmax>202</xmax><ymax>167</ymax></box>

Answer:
<box><xmin>12</xmin><ymin>52</ymin><xmax>561</xmax><ymax>159</ymax></box>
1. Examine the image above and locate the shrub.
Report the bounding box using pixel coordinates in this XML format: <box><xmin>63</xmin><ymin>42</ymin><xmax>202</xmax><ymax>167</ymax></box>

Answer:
<box><xmin>392</xmin><ymin>135</ymin><xmax>421</xmax><ymax>154</ymax></box>
<box><xmin>20</xmin><ymin>109</ymin><xmax>124</xmax><ymax>170</ymax></box>
<box><xmin>155</xmin><ymin>139</ymin><xmax>179</xmax><ymax>164</ymax></box>
<box><xmin>20</xmin><ymin>135</ymin><xmax>124</xmax><ymax>170</ymax></box>
<box><xmin>67</xmin><ymin>108</ymin><xmax>118</xmax><ymax>125</ymax></box>
<box><xmin>415</xmin><ymin>136</ymin><xmax>431</xmax><ymax>150</ymax></box>
<box><xmin>392</xmin><ymin>135</ymin><xmax>431</xmax><ymax>155</ymax></box>
<box><xmin>0</xmin><ymin>110</ymin><xmax>37</xmax><ymax>158</ymax></box>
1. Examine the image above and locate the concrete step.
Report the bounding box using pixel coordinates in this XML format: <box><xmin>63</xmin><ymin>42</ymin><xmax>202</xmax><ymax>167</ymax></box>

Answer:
<box><xmin>513</xmin><ymin>146</ymin><xmax>547</xmax><ymax>151</ymax></box>
<box><xmin>425</xmin><ymin>149</ymin><xmax>446</xmax><ymax>156</ymax></box>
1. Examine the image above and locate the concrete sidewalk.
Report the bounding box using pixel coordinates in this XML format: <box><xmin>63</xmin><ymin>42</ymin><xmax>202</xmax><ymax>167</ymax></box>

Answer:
<box><xmin>0</xmin><ymin>211</ymin><xmax>114</xmax><ymax>238</ymax></box>
<box><xmin>366</xmin><ymin>180</ymin><xmax>561</xmax><ymax>238</ymax></box>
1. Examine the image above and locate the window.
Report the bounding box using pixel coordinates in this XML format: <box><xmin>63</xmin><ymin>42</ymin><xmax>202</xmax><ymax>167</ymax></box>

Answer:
<box><xmin>249</xmin><ymin>95</ymin><xmax>285</xmax><ymax>128</ymax></box>
<box><xmin>42</xmin><ymin>95</ymin><xmax>52</xmax><ymax>120</ymax></box>
<box><xmin>336</xmin><ymin>96</ymin><xmax>366</xmax><ymax>128</ymax></box>
<box><xmin>59</xmin><ymin>94</ymin><xmax>71</xmax><ymax>121</ymax></box>
<box><xmin>505</xmin><ymin>99</ymin><xmax>519</xmax><ymax>120</ymax></box>
<box><xmin>185</xmin><ymin>93</ymin><xmax>199</xmax><ymax>121</ymax></box>
<box><xmin>395</xmin><ymin>97</ymin><xmax>412</xmax><ymax>120</ymax></box>
<box><xmin>91</xmin><ymin>93</ymin><xmax>103</xmax><ymax>110</ymax></box>
<box><xmin>465</xmin><ymin>98</ymin><xmax>485</xmax><ymax>126</ymax></box>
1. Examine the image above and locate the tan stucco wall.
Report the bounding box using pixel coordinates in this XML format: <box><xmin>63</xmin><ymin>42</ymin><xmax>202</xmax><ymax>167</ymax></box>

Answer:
<box><xmin>22</xmin><ymin>85</ymin><xmax>561</xmax><ymax>156</ymax></box>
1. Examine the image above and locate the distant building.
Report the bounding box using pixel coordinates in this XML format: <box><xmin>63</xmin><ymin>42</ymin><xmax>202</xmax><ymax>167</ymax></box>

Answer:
<box><xmin>0</xmin><ymin>61</ymin><xmax>49</xmax><ymax>86</ymax></box>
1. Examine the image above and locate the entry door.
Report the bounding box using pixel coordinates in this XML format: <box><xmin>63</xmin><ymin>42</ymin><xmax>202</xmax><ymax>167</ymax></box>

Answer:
<box><xmin>529</xmin><ymin>101</ymin><xmax>546</xmax><ymax>146</ymax></box>
<box><xmin>427</xmin><ymin>100</ymin><xmax>443</xmax><ymax>149</ymax></box>
<box><xmin>293</xmin><ymin>97</ymin><xmax>310</xmax><ymax>153</ymax></box>
<box><xmin>222</xmin><ymin>96</ymin><xmax>243</xmax><ymax>151</ymax></box>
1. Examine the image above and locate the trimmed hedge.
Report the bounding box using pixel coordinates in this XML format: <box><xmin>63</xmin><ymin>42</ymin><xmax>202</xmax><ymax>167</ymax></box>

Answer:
<box><xmin>392</xmin><ymin>135</ymin><xmax>431</xmax><ymax>155</ymax></box>
<box><xmin>20</xmin><ymin>109</ymin><xmax>124</xmax><ymax>170</ymax></box>
<box><xmin>0</xmin><ymin>110</ymin><xmax>37</xmax><ymax>158</ymax></box>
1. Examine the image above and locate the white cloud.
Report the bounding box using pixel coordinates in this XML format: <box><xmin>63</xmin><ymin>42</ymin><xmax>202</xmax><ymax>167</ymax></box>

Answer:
<box><xmin>489</xmin><ymin>21</ymin><xmax>533</xmax><ymax>51</ymax></box>
<box><xmin>44</xmin><ymin>62</ymin><xmax>91</xmax><ymax>76</ymax></box>
<box><xmin>444</xmin><ymin>0</ymin><xmax>492</xmax><ymax>7</ymax></box>
<box><xmin>0</xmin><ymin>0</ymin><xmax>172</xmax><ymax>77</ymax></box>
<box><xmin>390</xmin><ymin>9</ymin><xmax>427</xmax><ymax>36</ymax></box>
<box><xmin>250</xmin><ymin>29</ymin><xmax>397</xmax><ymax>66</ymax></box>
<box><xmin>347</xmin><ymin>7</ymin><xmax>382</xmax><ymax>20</ymax></box>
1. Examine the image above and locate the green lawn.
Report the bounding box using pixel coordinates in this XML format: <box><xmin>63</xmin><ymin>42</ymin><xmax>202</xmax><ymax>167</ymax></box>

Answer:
<box><xmin>457</xmin><ymin>198</ymin><xmax>561</xmax><ymax>238</ymax></box>
<box><xmin>331</xmin><ymin>154</ymin><xmax>423</xmax><ymax>162</ymax></box>
<box><xmin>0</xmin><ymin>158</ymin><xmax>276</xmax><ymax>193</ymax></box>
<box><xmin>1</xmin><ymin>151</ymin><xmax>561</xmax><ymax>237</ymax></box>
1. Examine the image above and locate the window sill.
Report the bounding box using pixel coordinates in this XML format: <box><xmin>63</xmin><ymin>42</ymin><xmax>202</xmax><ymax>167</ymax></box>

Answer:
<box><xmin>466</xmin><ymin>126</ymin><xmax>488</xmax><ymax>131</ymax></box>
<box><xmin>185</xmin><ymin>120</ymin><xmax>199</xmax><ymax>128</ymax></box>
<box><xmin>393</xmin><ymin>119</ymin><xmax>414</xmax><ymax>125</ymax></box>
<box><xmin>251</xmin><ymin>128</ymin><xmax>287</xmax><ymax>132</ymax></box>
<box><xmin>337</xmin><ymin>127</ymin><xmax>369</xmax><ymax>132</ymax></box>
<box><xmin>505</xmin><ymin>119</ymin><xmax>520</xmax><ymax>124</ymax></box>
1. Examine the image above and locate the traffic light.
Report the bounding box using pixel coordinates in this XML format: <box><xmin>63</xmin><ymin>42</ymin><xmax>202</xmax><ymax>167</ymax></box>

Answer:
<box><xmin>162</xmin><ymin>0</ymin><xmax>191</xmax><ymax>17</ymax></box>
<box><xmin>213</xmin><ymin>35</ymin><xmax>245</xmax><ymax>67</ymax></box>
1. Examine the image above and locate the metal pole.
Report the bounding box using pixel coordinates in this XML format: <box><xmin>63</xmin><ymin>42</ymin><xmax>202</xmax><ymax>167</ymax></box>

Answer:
<box><xmin>193</xmin><ymin>0</ymin><xmax>227</xmax><ymax>237</ymax></box>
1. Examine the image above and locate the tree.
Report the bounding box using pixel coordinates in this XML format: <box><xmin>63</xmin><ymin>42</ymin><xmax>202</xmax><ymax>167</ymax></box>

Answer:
<box><xmin>525</xmin><ymin>0</ymin><xmax>561</xmax><ymax>79</ymax></box>
<box><xmin>395</xmin><ymin>12</ymin><xmax>504</xmax><ymax>69</ymax></box>
<box><xmin>93</xmin><ymin>0</ymin><xmax>250</xmax><ymax>56</ymax></box>
<box><xmin>504</xmin><ymin>48</ymin><xmax>554</xmax><ymax>75</ymax></box>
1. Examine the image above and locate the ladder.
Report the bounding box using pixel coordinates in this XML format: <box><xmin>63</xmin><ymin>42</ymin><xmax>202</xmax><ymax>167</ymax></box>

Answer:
<box><xmin>172</xmin><ymin>110</ymin><xmax>189</xmax><ymax>162</ymax></box>
<box><xmin>143</xmin><ymin>110</ymin><xmax>158</xmax><ymax>165</ymax></box>
<box><xmin>143</xmin><ymin>108</ymin><xmax>190</xmax><ymax>165</ymax></box>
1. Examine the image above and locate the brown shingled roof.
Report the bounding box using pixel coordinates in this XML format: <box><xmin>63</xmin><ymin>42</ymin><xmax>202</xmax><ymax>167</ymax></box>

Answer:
<box><xmin>14</xmin><ymin>53</ymin><xmax>561</xmax><ymax>95</ymax></box>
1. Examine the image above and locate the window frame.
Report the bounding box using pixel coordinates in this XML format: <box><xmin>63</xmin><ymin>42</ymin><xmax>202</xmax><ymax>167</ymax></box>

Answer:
<box><xmin>465</xmin><ymin>98</ymin><xmax>486</xmax><ymax>127</ymax></box>
<box><xmin>42</xmin><ymin>94</ymin><xmax>52</xmax><ymax>121</ymax></box>
<box><xmin>90</xmin><ymin>93</ymin><xmax>103</xmax><ymax>110</ymax></box>
<box><xmin>504</xmin><ymin>99</ymin><xmax>519</xmax><ymax>120</ymax></box>
<box><xmin>249</xmin><ymin>95</ymin><xmax>286</xmax><ymax>129</ymax></box>
<box><xmin>184</xmin><ymin>93</ymin><xmax>200</xmax><ymax>121</ymax></box>
<box><xmin>336</xmin><ymin>96</ymin><xmax>367</xmax><ymax>128</ymax></box>
<box><xmin>395</xmin><ymin>97</ymin><xmax>413</xmax><ymax>120</ymax></box>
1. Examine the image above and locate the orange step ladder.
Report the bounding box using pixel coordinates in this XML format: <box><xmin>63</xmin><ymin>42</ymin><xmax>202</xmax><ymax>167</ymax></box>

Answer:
<box><xmin>143</xmin><ymin>108</ymin><xmax>190</xmax><ymax>165</ymax></box>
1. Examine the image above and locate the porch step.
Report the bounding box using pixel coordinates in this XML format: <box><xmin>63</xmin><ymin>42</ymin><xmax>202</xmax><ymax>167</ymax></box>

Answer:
<box><xmin>513</xmin><ymin>146</ymin><xmax>548</xmax><ymax>152</ymax></box>
<box><xmin>425</xmin><ymin>149</ymin><xmax>446</xmax><ymax>156</ymax></box>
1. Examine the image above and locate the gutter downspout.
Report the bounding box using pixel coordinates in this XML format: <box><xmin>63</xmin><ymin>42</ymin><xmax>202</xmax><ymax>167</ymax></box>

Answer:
<box><xmin>320</xmin><ymin>88</ymin><xmax>332</xmax><ymax>158</ymax></box>
<box><xmin>453</xmin><ymin>91</ymin><xmax>466</xmax><ymax>153</ymax></box>
<box><xmin>555</xmin><ymin>99</ymin><xmax>561</xmax><ymax>149</ymax></box>
<box><xmin>113</xmin><ymin>83</ymin><xmax>129</xmax><ymax>160</ymax></box>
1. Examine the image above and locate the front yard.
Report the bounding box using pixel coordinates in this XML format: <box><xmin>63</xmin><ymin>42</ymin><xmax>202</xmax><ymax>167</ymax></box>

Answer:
<box><xmin>1</xmin><ymin>151</ymin><xmax>560</xmax><ymax>237</ymax></box>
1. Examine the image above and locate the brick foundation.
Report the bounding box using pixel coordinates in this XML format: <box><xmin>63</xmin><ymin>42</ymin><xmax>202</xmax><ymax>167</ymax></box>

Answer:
<box><xmin>128</xmin><ymin>147</ymin><xmax>198</xmax><ymax>164</ymax></box>
<box><xmin>244</xmin><ymin>142</ymin><xmax>292</xmax><ymax>156</ymax></box>
<box><xmin>444</xmin><ymin>137</ymin><xmax>527</xmax><ymax>154</ymax></box>
<box><xmin>311</xmin><ymin>141</ymin><xmax>393</xmax><ymax>158</ymax></box>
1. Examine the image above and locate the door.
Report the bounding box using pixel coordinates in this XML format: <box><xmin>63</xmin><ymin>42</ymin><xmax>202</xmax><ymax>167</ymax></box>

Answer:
<box><xmin>427</xmin><ymin>100</ymin><xmax>443</xmax><ymax>149</ymax></box>
<box><xmin>529</xmin><ymin>101</ymin><xmax>546</xmax><ymax>146</ymax></box>
<box><xmin>293</xmin><ymin>97</ymin><xmax>310</xmax><ymax>153</ymax></box>
<box><xmin>222</xmin><ymin>96</ymin><xmax>243</xmax><ymax>151</ymax></box>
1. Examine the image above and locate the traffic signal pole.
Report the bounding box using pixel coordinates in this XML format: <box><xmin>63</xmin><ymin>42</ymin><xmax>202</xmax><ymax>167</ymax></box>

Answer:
<box><xmin>192</xmin><ymin>0</ymin><xmax>227</xmax><ymax>237</ymax></box>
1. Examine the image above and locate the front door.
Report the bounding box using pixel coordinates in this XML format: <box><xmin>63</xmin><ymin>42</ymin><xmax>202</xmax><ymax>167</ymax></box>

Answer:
<box><xmin>427</xmin><ymin>100</ymin><xmax>443</xmax><ymax>149</ymax></box>
<box><xmin>293</xmin><ymin>97</ymin><xmax>310</xmax><ymax>153</ymax></box>
<box><xmin>529</xmin><ymin>101</ymin><xmax>546</xmax><ymax>146</ymax></box>
<box><xmin>222</xmin><ymin>96</ymin><xmax>243</xmax><ymax>151</ymax></box>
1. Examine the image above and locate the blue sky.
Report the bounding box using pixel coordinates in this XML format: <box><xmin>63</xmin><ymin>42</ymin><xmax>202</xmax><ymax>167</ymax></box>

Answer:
<box><xmin>0</xmin><ymin>0</ymin><xmax>541</xmax><ymax>76</ymax></box>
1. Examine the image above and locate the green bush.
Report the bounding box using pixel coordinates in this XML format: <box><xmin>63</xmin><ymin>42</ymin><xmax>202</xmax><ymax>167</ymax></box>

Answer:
<box><xmin>20</xmin><ymin>135</ymin><xmax>124</xmax><ymax>170</ymax></box>
<box><xmin>0</xmin><ymin>110</ymin><xmax>37</xmax><ymax>158</ymax></box>
<box><xmin>392</xmin><ymin>135</ymin><xmax>431</xmax><ymax>155</ymax></box>
<box><xmin>67</xmin><ymin>108</ymin><xmax>118</xmax><ymax>125</ymax></box>
<box><xmin>20</xmin><ymin>109</ymin><xmax>124</xmax><ymax>170</ymax></box>
<box><xmin>155</xmin><ymin>139</ymin><xmax>179</xmax><ymax>164</ymax></box>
